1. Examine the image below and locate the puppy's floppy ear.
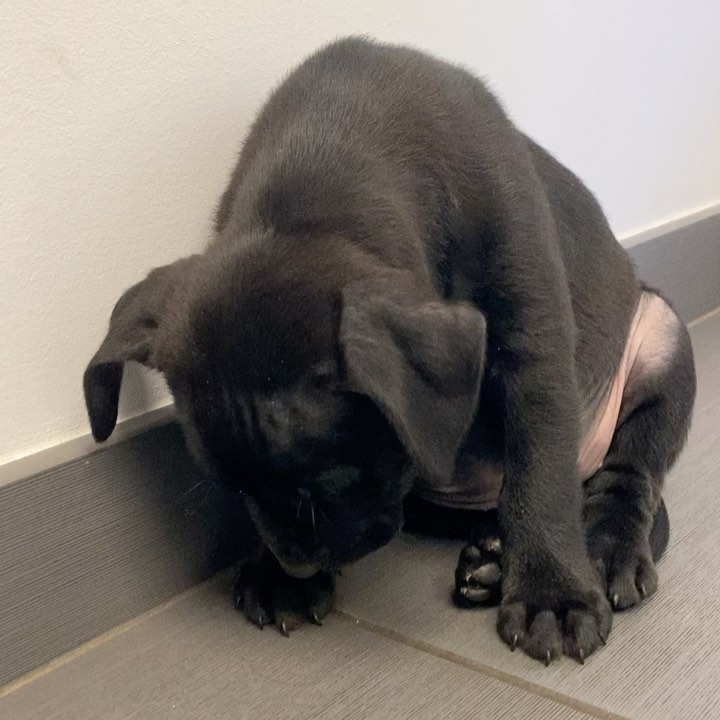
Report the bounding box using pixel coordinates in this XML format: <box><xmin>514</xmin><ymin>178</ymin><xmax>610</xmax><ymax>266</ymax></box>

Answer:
<box><xmin>340</xmin><ymin>277</ymin><xmax>486</xmax><ymax>483</ymax></box>
<box><xmin>83</xmin><ymin>256</ymin><xmax>197</xmax><ymax>442</ymax></box>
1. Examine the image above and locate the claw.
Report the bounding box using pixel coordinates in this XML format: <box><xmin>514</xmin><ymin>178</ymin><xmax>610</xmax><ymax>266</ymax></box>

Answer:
<box><xmin>639</xmin><ymin>583</ymin><xmax>647</xmax><ymax>599</ymax></box>
<box><xmin>280</xmin><ymin>621</ymin><xmax>290</xmax><ymax>638</ymax></box>
<box><xmin>545</xmin><ymin>650</ymin><xmax>552</xmax><ymax>667</ymax></box>
<box><xmin>598</xmin><ymin>632</ymin><xmax>607</xmax><ymax>646</ymax></box>
<box><xmin>311</xmin><ymin>611</ymin><xmax>323</xmax><ymax>626</ymax></box>
<box><xmin>510</xmin><ymin>634</ymin><xmax>518</xmax><ymax>652</ymax></box>
<box><xmin>578</xmin><ymin>649</ymin><xmax>585</xmax><ymax>665</ymax></box>
<box><xmin>612</xmin><ymin>593</ymin><xmax>620</xmax><ymax>609</ymax></box>
<box><xmin>234</xmin><ymin>595</ymin><xmax>242</xmax><ymax>610</ymax></box>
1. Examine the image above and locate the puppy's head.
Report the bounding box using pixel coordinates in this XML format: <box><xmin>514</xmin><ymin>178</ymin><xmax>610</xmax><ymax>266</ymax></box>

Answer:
<box><xmin>84</xmin><ymin>238</ymin><xmax>486</xmax><ymax>576</ymax></box>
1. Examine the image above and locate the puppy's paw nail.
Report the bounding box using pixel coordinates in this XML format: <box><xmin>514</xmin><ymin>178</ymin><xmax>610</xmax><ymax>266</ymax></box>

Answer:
<box><xmin>311</xmin><ymin>611</ymin><xmax>323</xmax><ymax>626</ymax></box>
<box><xmin>280</xmin><ymin>621</ymin><xmax>290</xmax><ymax>638</ymax></box>
<box><xmin>545</xmin><ymin>650</ymin><xmax>552</xmax><ymax>667</ymax></box>
<box><xmin>250</xmin><ymin>614</ymin><xmax>267</xmax><ymax>630</ymax></box>
<box><xmin>612</xmin><ymin>593</ymin><xmax>620</xmax><ymax>609</ymax></box>
<box><xmin>578</xmin><ymin>649</ymin><xmax>585</xmax><ymax>665</ymax></box>
<box><xmin>510</xmin><ymin>634</ymin><xmax>518</xmax><ymax>652</ymax></box>
<box><xmin>598</xmin><ymin>632</ymin><xmax>607</xmax><ymax>646</ymax></box>
<box><xmin>639</xmin><ymin>583</ymin><xmax>647</xmax><ymax>599</ymax></box>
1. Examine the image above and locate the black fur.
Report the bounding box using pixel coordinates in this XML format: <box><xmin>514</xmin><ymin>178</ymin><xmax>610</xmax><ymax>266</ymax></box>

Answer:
<box><xmin>84</xmin><ymin>38</ymin><xmax>695</xmax><ymax>663</ymax></box>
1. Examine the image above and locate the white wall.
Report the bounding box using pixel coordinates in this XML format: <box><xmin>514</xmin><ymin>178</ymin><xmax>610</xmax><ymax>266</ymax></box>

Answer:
<box><xmin>2</xmin><ymin>1</ymin><xmax>719</xmax><ymax>466</ymax></box>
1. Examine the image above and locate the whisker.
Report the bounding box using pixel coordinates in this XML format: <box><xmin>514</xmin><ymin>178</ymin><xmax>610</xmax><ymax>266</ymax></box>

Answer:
<box><xmin>176</xmin><ymin>479</ymin><xmax>206</xmax><ymax>502</ymax></box>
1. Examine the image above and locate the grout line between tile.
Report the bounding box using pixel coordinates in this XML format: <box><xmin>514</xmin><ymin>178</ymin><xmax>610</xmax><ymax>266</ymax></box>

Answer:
<box><xmin>2</xmin><ymin>574</ymin><xmax>635</xmax><ymax>720</ymax></box>
<box><xmin>0</xmin><ymin>582</ymin><xmax>208</xmax><ymax>701</ymax></box>
<box><xmin>334</xmin><ymin>611</ymin><xmax>631</xmax><ymax>720</ymax></box>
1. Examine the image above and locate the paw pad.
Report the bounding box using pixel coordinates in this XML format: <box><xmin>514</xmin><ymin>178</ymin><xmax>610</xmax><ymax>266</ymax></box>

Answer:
<box><xmin>454</xmin><ymin>536</ymin><xmax>503</xmax><ymax>607</ymax></box>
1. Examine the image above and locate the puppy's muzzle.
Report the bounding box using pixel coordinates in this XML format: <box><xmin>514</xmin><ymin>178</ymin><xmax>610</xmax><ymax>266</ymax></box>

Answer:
<box><xmin>278</xmin><ymin>561</ymin><xmax>322</xmax><ymax>579</ymax></box>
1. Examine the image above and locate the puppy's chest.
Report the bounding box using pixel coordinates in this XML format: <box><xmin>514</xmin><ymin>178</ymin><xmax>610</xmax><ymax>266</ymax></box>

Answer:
<box><xmin>413</xmin><ymin>291</ymin><xmax>681</xmax><ymax>510</ymax></box>
<box><xmin>414</xmin><ymin>363</ymin><xmax>506</xmax><ymax>511</ymax></box>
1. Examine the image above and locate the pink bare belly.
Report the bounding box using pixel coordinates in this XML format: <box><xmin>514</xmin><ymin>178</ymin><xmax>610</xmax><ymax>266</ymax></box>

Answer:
<box><xmin>416</xmin><ymin>291</ymin><xmax>681</xmax><ymax>510</ymax></box>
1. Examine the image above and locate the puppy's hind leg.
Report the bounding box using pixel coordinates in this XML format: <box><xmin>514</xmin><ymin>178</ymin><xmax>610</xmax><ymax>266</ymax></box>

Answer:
<box><xmin>584</xmin><ymin>299</ymin><xmax>695</xmax><ymax>611</ymax></box>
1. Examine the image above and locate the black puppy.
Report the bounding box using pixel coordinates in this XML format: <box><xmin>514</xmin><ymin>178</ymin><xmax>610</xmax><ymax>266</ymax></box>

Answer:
<box><xmin>84</xmin><ymin>38</ymin><xmax>696</xmax><ymax>664</ymax></box>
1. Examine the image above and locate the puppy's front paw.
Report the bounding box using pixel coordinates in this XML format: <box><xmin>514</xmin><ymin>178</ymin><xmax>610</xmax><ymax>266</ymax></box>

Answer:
<box><xmin>498</xmin><ymin>575</ymin><xmax>612</xmax><ymax>665</ymax></box>
<box><xmin>233</xmin><ymin>557</ymin><xmax>334</xmax><ymax>635</ymax></box>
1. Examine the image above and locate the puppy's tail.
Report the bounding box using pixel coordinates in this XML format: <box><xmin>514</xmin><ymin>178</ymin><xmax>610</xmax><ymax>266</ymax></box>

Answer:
<box><xmin>649</xmin><ymin>498</ymin><xmax>670</xmax><ymax>563</ymax></box>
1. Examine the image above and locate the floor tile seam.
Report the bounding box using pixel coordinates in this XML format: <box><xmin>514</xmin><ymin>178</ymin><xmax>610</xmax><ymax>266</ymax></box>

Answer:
<box><xmin>0</xmin><ymin>582</ymin><xmax>208</xmax><ymax>701</ymax></box>
<box><xmin>334</xmin><ymin>610</ymin><xmax>632</xmax><ymax>720</ymax></box>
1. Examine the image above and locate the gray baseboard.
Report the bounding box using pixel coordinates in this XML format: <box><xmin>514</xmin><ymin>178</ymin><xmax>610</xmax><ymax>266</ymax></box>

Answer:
<box><xmin>626</xmin><ymin>207</ymin><xmax>720</xmax><ymax>324</ymax></box>
<box><xmin>0</xmin><ymin>207</ymin><xmax>718</xmax><ymax>689</ymax></box>
<box><xmin>0</xmin><ymin>423</ymin><xmax>251</xmax><ymax>688</ymax></box>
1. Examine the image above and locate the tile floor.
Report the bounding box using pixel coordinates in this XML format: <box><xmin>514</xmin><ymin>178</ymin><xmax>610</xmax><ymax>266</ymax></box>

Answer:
<box><xmin>2</xmin><ymin>311</ymin><xmax>718</xmax><ymax>720</ymax></box>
